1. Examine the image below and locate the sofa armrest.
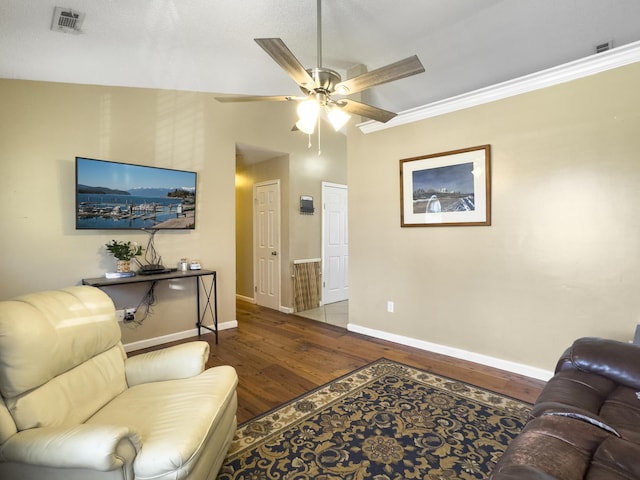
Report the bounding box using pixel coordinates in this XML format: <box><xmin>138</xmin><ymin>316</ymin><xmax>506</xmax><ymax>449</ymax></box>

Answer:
<box><xmin>0</xmin><ymin>424</ymin><xmax>141</xmax><ymax>470</ymax></box>
<box><xmin>562</xmin><ymin>337</ymin><xmax>640</xmax><ymax>390</ymax></box>
<box><xmin>125</xmin><ymin>341</ymin><xmax>210</xmax><ymax>386</ymax></box>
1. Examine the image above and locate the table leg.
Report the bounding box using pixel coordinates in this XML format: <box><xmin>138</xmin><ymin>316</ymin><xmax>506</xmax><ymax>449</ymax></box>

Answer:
<box><xmin>196</xmin><ymin>273</ymin><xmax>218</xmax><ymax>343</ymax></box>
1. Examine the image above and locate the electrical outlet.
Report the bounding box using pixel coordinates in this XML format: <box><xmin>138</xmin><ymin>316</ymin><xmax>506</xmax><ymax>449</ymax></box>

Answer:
<box><xmin>124</xmin><ymin>308</ymin><xmax>136</xmax><ymax>322</ymax></box>
<box><xmin>387</xmin><ymin>301</ymin><xmax>394</xmax><ymax>313</ymax></box>
<box><xmin>115</xmin><ymin>309</ymin><xmax>125</xmax><ymax>322</ymax></box>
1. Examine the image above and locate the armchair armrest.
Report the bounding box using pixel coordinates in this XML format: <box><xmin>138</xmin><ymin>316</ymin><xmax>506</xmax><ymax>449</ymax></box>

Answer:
<box><xmin>125</xmin><ymin>341</ymin><xmax>210</xmax><ymax>386</ymax></box>
<box><xmin>0</xmin><ymin>424</ymin><xmax>141</xmax><ymax>470</ymax></box>
<box><xmin>563</xmin><ymin>337</ymin><xmax>640</xmax><ymax>390</ymax></box>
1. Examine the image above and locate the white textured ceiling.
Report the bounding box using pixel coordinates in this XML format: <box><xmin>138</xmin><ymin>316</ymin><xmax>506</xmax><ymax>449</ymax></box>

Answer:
<box><xmin>2</xmin><ymin>0</ymin><xmax>640</xmax><ymax>116</ymax></box>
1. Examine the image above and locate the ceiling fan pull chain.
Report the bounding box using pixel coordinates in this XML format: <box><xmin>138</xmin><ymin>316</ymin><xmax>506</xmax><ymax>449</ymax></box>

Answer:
<box><xmin>317</xmin><ymin>116</ymin><xmax>322</xmax><ymax>156</ymax></box>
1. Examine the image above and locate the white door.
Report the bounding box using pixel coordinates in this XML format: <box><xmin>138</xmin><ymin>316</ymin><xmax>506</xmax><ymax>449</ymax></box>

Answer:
<box><xmin>254</xmin><ymin>181</ymin><xmax>280</xmax><ymax>310</ymax></box>
<box><xmin>322</xmin><ymin>182</ymin><xmax>348</xmax><ymax>304</ymax></box>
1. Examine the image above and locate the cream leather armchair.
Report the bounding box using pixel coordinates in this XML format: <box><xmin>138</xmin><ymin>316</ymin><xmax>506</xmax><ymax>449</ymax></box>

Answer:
<box><xmin>0</xmin><ymin>286</ymin><xmax>238</xmax><ymax>480</ymax></box>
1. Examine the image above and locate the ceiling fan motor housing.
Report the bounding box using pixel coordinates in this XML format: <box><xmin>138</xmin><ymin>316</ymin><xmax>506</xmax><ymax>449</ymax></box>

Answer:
<box><xmin>300</xmin><ymin>68</ymin><xmax>342</xmax><ymax>105</ymax></box>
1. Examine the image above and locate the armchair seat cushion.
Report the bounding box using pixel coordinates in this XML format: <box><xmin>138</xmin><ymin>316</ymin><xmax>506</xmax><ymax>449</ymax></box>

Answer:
<box><xmin>87</xmin><ymin>365</ymin><xmax>237</xmax><ymax>480</ymax></box>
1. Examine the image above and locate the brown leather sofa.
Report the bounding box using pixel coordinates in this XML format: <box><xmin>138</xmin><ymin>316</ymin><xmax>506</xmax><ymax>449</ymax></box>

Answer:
<box><xmin>491</xmin><ymin>337</ymin><xmax>640</xmax><ymax>480</ymax></box>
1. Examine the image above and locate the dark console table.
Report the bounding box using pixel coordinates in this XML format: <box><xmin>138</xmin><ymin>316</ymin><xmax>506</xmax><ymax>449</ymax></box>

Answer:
<box><xmin>82</xmin><ymin>269</ymin><xmax>218</xmax><ymax>343</ymax></box>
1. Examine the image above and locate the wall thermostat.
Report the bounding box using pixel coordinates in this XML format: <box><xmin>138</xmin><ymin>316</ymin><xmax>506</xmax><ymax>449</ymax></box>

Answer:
<box><xmin>300</xmin><ymin>195</ymin><xmax>314</xmax><ymax>215</ymax></box>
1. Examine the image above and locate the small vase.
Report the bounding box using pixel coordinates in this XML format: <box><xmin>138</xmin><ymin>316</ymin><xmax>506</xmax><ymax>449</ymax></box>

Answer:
<box><xmin>116</xmin><ymin>260</ymin><xmax>131</xmax><ymax>273</ymax></box>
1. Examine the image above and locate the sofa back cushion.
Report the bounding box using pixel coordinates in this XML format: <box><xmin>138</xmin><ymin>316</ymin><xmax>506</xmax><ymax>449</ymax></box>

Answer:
<box><xmin>6</xmin><ymin>345</ymin><xmax>128</xmax><ymax>430</ymax></box>
<box><xmin>0</xmin><ymin>396</ymin><xmax>16</xmax><ymax>445</ymax></box>
<box><xmin>0</xmin><ymin>286</ymin><xmax>126</xmax><ymax>431</ymax></box>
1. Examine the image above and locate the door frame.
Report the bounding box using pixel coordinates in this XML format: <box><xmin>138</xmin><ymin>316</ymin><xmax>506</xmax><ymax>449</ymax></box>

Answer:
<box><xmin>253</xmin><ymin>179</ymin><xmax>281</xmax><ymax>310</ymax></box>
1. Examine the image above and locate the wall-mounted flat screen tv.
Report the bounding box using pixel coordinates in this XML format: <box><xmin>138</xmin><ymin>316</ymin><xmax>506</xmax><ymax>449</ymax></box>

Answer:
<box><xmin>76</xmin><ymin>157</ymin><xmax>197</xmax><ymax>230</ymax></box>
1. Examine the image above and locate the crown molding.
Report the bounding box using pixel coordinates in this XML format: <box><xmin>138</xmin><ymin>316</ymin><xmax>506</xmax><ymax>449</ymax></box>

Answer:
<box><xmin>358</xmin><ymin>39</ymin><xmax>640</xmax><ymax>134</ymax></box>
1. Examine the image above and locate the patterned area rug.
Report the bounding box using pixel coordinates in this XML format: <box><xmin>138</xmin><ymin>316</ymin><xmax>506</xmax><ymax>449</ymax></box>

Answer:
<box><xmin>218</xmin><ymin>358</ymin><xmax>531</xmax><ymax>479</ymax></box>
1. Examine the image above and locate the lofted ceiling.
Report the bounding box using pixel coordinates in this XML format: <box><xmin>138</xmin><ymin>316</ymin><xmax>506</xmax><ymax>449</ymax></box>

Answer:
<box><xmin>2</xmin><ymin>0</ymin><xmax>640</xmax><ymax>121</ymax></box>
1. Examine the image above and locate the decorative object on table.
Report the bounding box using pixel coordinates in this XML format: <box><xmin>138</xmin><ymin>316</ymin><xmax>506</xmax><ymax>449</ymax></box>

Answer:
<box><xmin>189</xmin><ymin>260</ymin><xmax>201</xmax><ymax>270</ymax></box>
<box><xmin>138</xmin><ymin>229</ymin><xmax>165</xmax><ymax>273</ymax></box>
<box><xmin>400</xmin><ymin>145</ymin><xmax>491</xmax><ymax>227</ymax></box>
<box><xmin>218</xmin><ymin>358</ymin><xmax>530</xmax><ymax>480</ymax></box>
<box><xmin>105</xmin><ymin>271</ymin><xmax>136</xmax><ymax>279</ymax></box>
<box><xmin>104</xmin><ymin>240</ymin><xmax>143</xmax><ymax>273</ymax></box>
<box><xmin>178</xmin><ymin>258</ymin><xmax>189</xmax><ymax>271</ymax></box>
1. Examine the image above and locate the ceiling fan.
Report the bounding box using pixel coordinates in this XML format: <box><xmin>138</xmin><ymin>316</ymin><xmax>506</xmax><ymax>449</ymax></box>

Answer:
<box><xmin>216</xmin><ymin>0</ymin><xmax>425</xmax><ymax>134</ymax></box>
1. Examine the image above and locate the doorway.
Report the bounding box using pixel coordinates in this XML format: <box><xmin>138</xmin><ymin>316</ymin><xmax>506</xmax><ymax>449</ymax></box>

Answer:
<box><xmin>254</xmin><ymin>180</ymin><xmax>281</xmax><ymax>310</ymax></box>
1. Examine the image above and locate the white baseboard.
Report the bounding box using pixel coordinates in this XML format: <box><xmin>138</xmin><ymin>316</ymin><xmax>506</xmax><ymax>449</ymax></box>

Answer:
<box><xmin>280</xmin><ymin>306</ymin><xmax>294</xmax><ymax>314</ymax></box>
<box><xmin>123</xmin><ymin>320</ymin><xmax>238</xmax><ymax>353</ymax></box>
<box><xmin>236</xmin><ymin>294</ymin><xmax>255</xmax><ymax>304</ymax></box>
<box><xmin>347</xmin><ymin>323</ymin><xmax>553</xmax><ymax>381</ymax></box>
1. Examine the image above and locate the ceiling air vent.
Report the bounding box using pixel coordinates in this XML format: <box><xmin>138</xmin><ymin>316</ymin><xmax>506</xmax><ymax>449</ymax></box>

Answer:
<box><xmin>51</xmin><ymin>7</ymin><xmax>85</xmax><ymax>34</ymax></box>
<box><xmin>595</xmin><ymin>41</ymin><xmax>611</xmax><ymax>54</ymax></box>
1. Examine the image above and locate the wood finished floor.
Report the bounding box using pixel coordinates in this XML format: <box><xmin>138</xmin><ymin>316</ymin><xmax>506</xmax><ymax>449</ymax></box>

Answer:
<box><xmin>143</xmin><ymin>300</ymin><xmax>546</xmax><ymax>424</ymax></box>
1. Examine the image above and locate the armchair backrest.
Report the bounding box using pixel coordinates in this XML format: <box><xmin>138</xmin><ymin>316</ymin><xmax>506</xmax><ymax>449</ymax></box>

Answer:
<box><xmin>0</xmin><ymin>286</ymin><xmax>127</xmax><ymax>440</ymax></box>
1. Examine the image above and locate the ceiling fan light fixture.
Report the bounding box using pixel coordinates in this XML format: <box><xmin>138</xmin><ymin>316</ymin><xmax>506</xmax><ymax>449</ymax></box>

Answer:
<box><xmin>296</xmin><ymin>99</ymin><xmax>320</xmax><ymax>134</ymax></box>
<box><xmin>327</xmin><ymin>105</ymin><xmax>351</xmax><ymax>131</ymax></box>
<box><xmin>216</xmin><ymin>0</ymin><xmax>425</xmax><ymax>138</ymax></box>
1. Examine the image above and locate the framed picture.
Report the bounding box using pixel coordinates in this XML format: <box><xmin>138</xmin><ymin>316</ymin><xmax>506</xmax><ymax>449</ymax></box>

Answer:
<box><xmin>400</xmin><ymin>145</ymin><xmax>491</xmax><ymax>227</ymax></box>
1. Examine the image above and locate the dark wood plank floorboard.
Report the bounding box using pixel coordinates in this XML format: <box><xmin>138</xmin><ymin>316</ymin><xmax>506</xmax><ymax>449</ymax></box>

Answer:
<box><xmin>137</xmin><ymin>300</ymin><xmax>546</xmax><ymax>424</ymax></box>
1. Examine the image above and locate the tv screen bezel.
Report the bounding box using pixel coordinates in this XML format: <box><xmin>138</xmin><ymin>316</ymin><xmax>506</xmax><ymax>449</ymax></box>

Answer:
<box><xmin>75</xmin><ymin>157</ymin><xmax>197</xmax><ymax>231</ymax></box>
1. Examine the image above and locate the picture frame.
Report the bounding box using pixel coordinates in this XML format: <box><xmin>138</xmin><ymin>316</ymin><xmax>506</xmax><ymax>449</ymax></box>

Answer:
<box><xmin>400</xmin><ymin>145</ymin><xmax>491</xmax><ymax>227</ymax></box>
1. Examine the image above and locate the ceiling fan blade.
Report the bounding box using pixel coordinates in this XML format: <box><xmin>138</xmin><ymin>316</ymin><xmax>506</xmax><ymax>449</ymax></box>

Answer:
<box><xmin>334</xmin><ymin>55</ymin><xmax>425</xmax><ymax>95</ymax></box>
<box><xmin>215</xmin><ymin>95</ymin><xmax>303</xmax><ymax>103</ymax></box>
<box><xmin>339</xmin><ymin>99</ymin><xmax>397</xmax><ymax>123</ymax></box>
<box><xmin>255</xmin><ymin>38</ymin><xmax>316</xmax><ymax>90</ymax></box>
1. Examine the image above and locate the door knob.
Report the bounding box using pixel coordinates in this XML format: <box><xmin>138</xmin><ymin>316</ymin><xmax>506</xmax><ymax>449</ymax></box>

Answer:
<box><xmin>271</xmin><ymin>251</ymin><xmax>278</xmax><ymax>256</ymax></box>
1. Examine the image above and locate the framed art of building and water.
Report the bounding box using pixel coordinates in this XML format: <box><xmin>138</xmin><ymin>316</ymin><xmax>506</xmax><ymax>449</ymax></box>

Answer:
<box><xmin>400</xmin><ymin>145</ymin><xmax>491</xmax><ymax>227</ymax></box>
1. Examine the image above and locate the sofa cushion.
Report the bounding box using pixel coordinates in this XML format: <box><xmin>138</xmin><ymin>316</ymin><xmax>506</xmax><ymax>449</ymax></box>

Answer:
<box><xmin>490</xmin><ymin>465</ymin><xmax>560</xmax><ymax>480</ymax></box>
<box><xmin>532</xmin><ymin>357</ymin><xmax>640</xmax><ymax>445</ymax></box>
<box><xmin>491</xmin><ymin>414</ymin><xmax>640</xmax><ymax>480</ymax></box>
<box><xmin>598</xmin><ymin>384</ymin><xmax>640</xmax><ymax>445</ymax></box>
<box><xmin>6</xmin><ymin>345</ymin><xmax>128</xmax><ymax>431</ymax></box>
<box><xmin>565</xmin><ymin>337</ymin><xmax>640</xmax><ymax>391</ymax></box>
<box><xmin>0</xmin><ymin>286</ymin><xmax>121</xmax><ymax>398</ymax></box>
<box><xmin>86</xmin><ymin>365</ymin><xmax>238</xmax><ymax>480</ymax></box>
<box><xmin>0</xmin><ymin>397</ymin><xmax>17</xmax><ymax>445</ymax></box>
<box><xmin>533</xmin><ymin>369</ymin><xmax>617</xmax><ymax>411</ymax></box>
<box><xmin>590</xmin><ymin>435</ymin><xmax>640</xmax><ymax>478</ymax></box>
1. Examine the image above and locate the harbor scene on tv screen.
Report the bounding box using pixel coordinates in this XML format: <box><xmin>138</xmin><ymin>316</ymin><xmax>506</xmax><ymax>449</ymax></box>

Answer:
<box><xmin>76</xmin><ymin>157</ymin><xmax>197</xmax><ymax>230</ymax></box>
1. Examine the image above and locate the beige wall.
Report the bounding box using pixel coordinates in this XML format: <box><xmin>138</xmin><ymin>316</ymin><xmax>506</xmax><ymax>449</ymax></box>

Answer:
<box><xmin>348</xmin><ymin>62</ymin><xmax>640</xmax><ymax>371</ymax></box>
<box><xmin>289</xmin><ymin>144</ymin><xmax>348</xmax><ymax>260</ymax></box>
<box><xmin>0</xmin><ymin>79</ymin><xmax>345</xmax><ymax>344</ymax></box>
